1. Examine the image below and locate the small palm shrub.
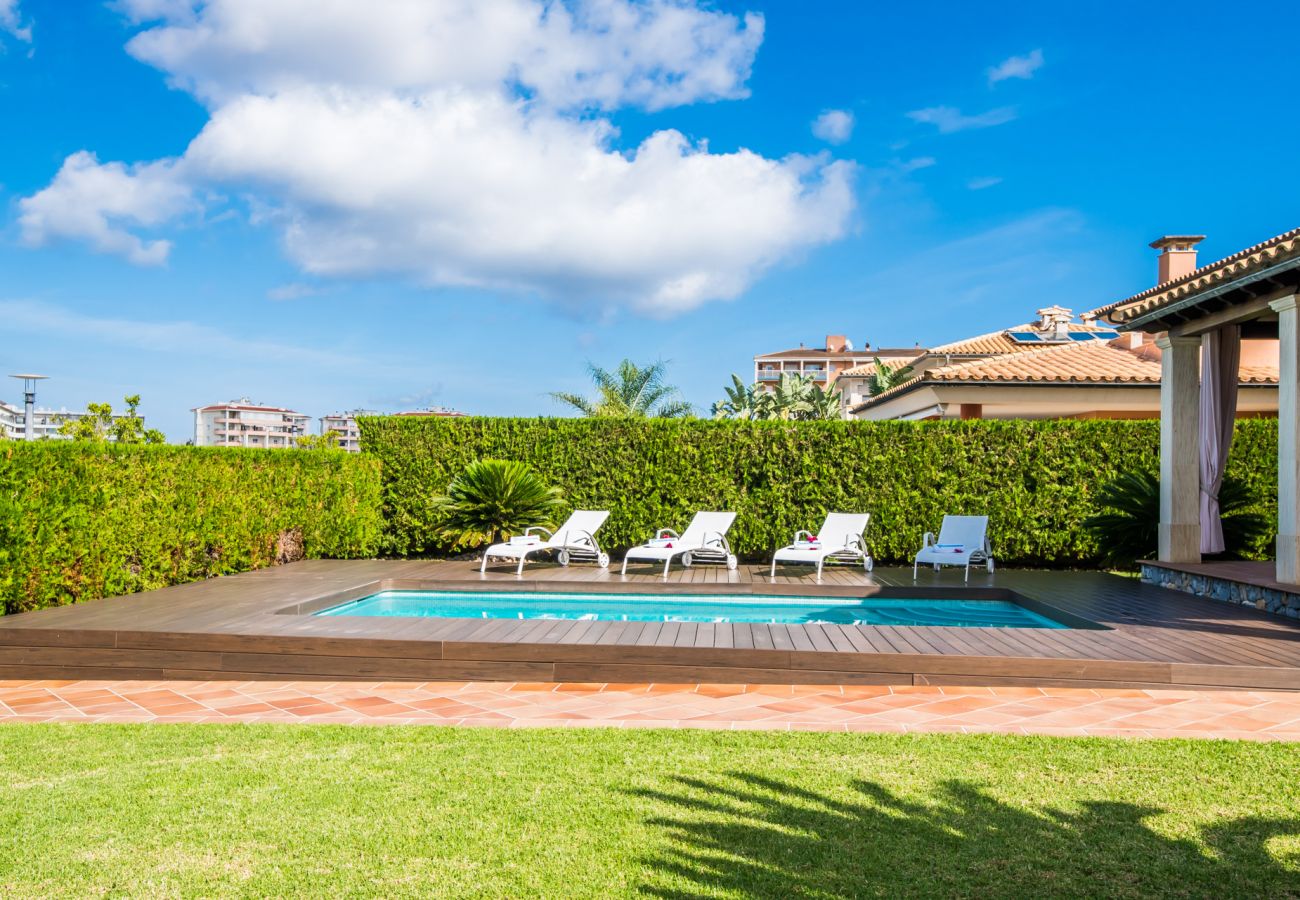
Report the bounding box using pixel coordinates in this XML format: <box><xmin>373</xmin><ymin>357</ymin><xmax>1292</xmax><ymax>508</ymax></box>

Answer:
<box><xmin>431</xmin><ymin>460</ymin><xmax>564</xmax><ymax>548</ymax></box>
<box><xmin>1083</xmin><ymin>470</ymin><xmax>1270</xmax><ymax>568</ymax></box>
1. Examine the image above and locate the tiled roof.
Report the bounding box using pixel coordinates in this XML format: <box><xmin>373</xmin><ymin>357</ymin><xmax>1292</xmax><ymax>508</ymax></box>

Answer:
<box><xmin>926</xmin><ymin>322</ymin><xmax>1110</xmax><ymax>358</ymax></box>
<box><xmin>838</xmin><ymin>356</ymin><xmax>924</xmax><ymax>378</ymax></box>
<box><xmin>852</xmin><ymin>340</ymin><xmax>1278</xmax><ymax>411</ymax></box>
<box><xmin>394</xmin><ymin>409</ymin><xmax>468</xmax><ymax>417</ymax></box>
<box><xmin>193</xmin><ymin>403</ymin><xmax>306</xmax><ymax>414</ymax></box>
<box><xmin>756</xmin><ymin>348</ymin><xmax>878</xmax><ymax>360</ymax></box>
<box><xmin>837</xmin><ymin>322</ymin><xmax>1114</xmax><ymax>378</ymax></box>
<box><xmin>1094</xmin><ymin>226</ymin><xmax>1300</xmax><ymax>324</ymax></box>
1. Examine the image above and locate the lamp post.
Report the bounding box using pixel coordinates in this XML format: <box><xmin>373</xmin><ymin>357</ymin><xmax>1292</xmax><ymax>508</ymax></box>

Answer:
<box><xmin>9</xmin><ymin>374</ymin><xmax>49</xmax><ymax>441</ymax></box>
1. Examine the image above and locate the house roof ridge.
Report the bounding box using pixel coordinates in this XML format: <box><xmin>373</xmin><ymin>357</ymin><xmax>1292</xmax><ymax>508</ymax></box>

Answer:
<box><xmin>1092</xmin><ymin>226</ymin><xmax>1300</xmax><ymax>321</ymax></box>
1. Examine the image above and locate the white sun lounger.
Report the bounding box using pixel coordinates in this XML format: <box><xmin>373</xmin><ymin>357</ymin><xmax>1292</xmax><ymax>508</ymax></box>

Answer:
<box><xmin>480</xmin><ymin>509</ymin><xmax>611</xmax><ymax>575</ymax></box>
<box><xmin>912</xmin><ymin>515</ymin><xmax>994</xmax><ymax>582</ymax></box>
<box><xmin>769</xmin><ymin>512</ymin><xmax>872</xmax><ymax>579</ymax></box>
<box><xmin>620</xmin><ymin>511</ymin><xmax>737</xmax><ymax>578</ymax></box>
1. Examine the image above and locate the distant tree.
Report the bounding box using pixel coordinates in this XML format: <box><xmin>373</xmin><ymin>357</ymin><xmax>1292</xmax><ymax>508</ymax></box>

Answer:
<box><xmin>867</xmin><ymin>357</ymin><xmax>915</xmax><ymax>396</ymax></box>
<box><xmin>711</xmin><ymin>374</ymin><xmax>760</xmax><ymax>420</ymax></box>
<box><xmin>432</xmin><ymin>459</ymin><xmax>564</xmax><ymax>547</ymax></box>
<box><xmin>1083</xmin><ymin>470</ymin><xmax>1270</xmax><ymax>567</ymax></box>
<box><xmin>551</xmin><ymin>359</ymin><xmax>693</xmax><ymax>418</ymax></box>
<box><xmin>295</xmin><ymin>431</ymin><xmax>341</xmax><ymax>450</ymax></box>
<box><xmin>714</xmin><ymin>373</ymin><xmax>842</xmax><ymax>421</ymax></box>
<box><xmin>57</xmin><ymin>395</ymin><xmax>165</xmax><ymax>444</ymax></box>
<box><xmin>805</xmin><ymin>382</ymin><xmax>843</xmax><ymax>420</ymax></box>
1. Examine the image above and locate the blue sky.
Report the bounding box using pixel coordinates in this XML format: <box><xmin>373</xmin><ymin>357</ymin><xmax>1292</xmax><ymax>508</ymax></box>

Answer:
<box><xmin>2</xmin><ymin>0</ymin><xmax>1297</xmax><ymax>441</ymax></box>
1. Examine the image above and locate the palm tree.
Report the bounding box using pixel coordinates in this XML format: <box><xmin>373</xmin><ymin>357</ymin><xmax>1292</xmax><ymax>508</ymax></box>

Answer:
<box><xmin>761</xmin><ymin>372</ymin><xmax>814</xmax><ymax>420</ymax></box>
<box><xmin>432</xmin><ymin>459</ymin><xmax>565</xmax><ymax>547</ymax></box>
<box><xmin>867</xmin><ymin>357</ymin><xmax>915</xmax><ymax>396</ymax></box>
<box><xmin>805</xmin><ymin>382</ymin><xmax>843</xmax><ymax>420</ymax></box>
<box><xmin>551</xmin><ymin>359</ymin><xmax>693</xmax><ymax>418</ymax></box>
<box><xmin>714</xmin><ymin>372</ymin><xmax>843</xmax><ymax>421</ymax></box>
<box><xmin>1083</xmin><ymin>470</ymin><xmax>1270</xmax><ymax>567</ymax></box>
<box><xmin>711</xmin><ymin>374</ymin><xmax>760</xmax><ymax>419</ymax></box>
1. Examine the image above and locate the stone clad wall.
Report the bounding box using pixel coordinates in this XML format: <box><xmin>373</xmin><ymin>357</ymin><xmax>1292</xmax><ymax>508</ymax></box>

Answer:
<box><xmin>1140</xmin><ymin>564</ymin><xmax>1300</xmax><ymax>620</ymax></box>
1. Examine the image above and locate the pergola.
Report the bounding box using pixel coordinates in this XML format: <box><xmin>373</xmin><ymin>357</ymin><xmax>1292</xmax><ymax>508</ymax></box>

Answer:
<box><xmin>1105</xmin><ymin>228</ymin><xmax>1300</xmax><ymax>583</ymax></box>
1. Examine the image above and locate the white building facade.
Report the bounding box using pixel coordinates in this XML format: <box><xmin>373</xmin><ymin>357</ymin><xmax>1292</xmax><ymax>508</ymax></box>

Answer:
<box><xmin>0</xmin><ymin>400</ymin><xmax>91</xmax><ymax>440</ymax></box>
<box><xmin>193</xmin><ymin>399</ymin><xmax>311</xmax><ymax>449</ymax></box>
<box><xmin>319</xmin><ymin>410</ymin><xmax>378</xmax><ymax>452</ymax></box>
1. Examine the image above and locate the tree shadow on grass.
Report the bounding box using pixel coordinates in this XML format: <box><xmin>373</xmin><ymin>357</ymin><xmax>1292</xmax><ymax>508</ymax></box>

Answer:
<box><xmin>631</xmin><ymin>772</ymin><xmax>1300</xmax><ymax>898</ymax></box>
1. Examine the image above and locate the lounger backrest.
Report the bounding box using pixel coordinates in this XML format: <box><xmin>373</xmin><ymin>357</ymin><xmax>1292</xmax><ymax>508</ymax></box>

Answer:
<box><xmin>818</xmin><ymin>513</ymin><xmax>869</xmax><ymax>547</ymax></box>
<box><xmin>554</xmin><ymin>510</ymin><xmax>610</xmax><ymax>543</ymax></box>
<box><xmin>937</xmin><ymin>515</ymin><xmax>988</xmax><ymax>550</ymax></box>
<box><xmin>679</xmin><ymin>511</ymin><xmax>737</xmax><ymax>546</ymax></box>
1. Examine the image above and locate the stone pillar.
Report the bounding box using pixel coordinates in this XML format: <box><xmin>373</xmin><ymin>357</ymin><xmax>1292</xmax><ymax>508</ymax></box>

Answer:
<box><xmin>1271</xmin><ymin>295</ymin><xmax>1300</xmax><ymax>583</ymax></box>
<box><xmin>1158</xmin><ymin>335</ymin><xmax>1201</xmax><ymax>562</ymax></box>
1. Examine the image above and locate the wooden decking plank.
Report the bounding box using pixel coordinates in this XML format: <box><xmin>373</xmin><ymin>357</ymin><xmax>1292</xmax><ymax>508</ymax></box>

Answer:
<box><xmin>2</xmin><ymin>560</ymin><xmax>1297</xmax><ymax>690</ymax></box>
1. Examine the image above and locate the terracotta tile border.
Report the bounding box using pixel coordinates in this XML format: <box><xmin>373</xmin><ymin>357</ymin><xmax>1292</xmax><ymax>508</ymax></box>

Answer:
<box><xmin>1</xmin><ymin>679</ymin><xmax>1299</xmax><ymax>741</ymax></box>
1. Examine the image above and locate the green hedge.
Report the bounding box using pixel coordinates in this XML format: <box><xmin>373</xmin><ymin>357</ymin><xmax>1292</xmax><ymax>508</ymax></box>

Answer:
<box><xmin>0</xmin><ymin>442</ymin><xmax>383</xmax><ymax>615</ymax></box>
<box><xmin>358</xmin><ymin>416</ymin><xmax>1279</xmax><ymax>565</ymax></box>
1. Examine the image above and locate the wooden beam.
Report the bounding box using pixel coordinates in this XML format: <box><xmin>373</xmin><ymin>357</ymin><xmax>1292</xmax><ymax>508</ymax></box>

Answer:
<box><xmin>1166</xmin><ymin>293</ymin><xmax>1278</xmax><ymax>337</ymax></box>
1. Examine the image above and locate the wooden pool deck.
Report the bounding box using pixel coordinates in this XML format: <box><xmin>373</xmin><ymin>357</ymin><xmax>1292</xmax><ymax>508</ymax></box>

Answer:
<box><xmin>1</xmin><ymin>559</ymin><xmax>1299</xmax><ymax>690</ymax></box>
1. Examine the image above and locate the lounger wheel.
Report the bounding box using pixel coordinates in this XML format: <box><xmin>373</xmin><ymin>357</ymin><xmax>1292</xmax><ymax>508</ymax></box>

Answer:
<box><xmin>557</xmin><ymin>549</ymin><xmax>571</xmax><ymax>567</ymax></box>
<box><xmin>681</xmin><ymin>551</ymin><xmax>693</xmax><ymax>568</ymax></box>
<box><xmin>864</xmin><ymin>556</ymin><xmax>874</xmax><ymax>572</ymax></box>
<box><xmin>597</xmin><ymin>552</ymin><xmax>610</xmax><ymax>568</ymax></box>
<box><xmin>726</xmin><ymin>554</ymin><xmax>737</xmax><ymax>571</ymax></box>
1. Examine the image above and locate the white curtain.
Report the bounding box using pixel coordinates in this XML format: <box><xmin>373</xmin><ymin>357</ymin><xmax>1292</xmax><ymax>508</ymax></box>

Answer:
<box><xmin>1199</xmin><ymin>325</ymin><xmax>1241</xmax><ymax>554</ymax></box>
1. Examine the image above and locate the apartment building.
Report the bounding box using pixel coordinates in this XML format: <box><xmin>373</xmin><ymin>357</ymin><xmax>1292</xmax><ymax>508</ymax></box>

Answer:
<box><xmin>0</xmin><ymin>400</ymin><xmax>89</xmax><ymax>440</ymax></box>
<box><xmin>393</xmin><ymin>407</ymin><xmax>468</xmax><ymax>418</ymax></box>
<box><xmin>752</xmin><ymin>334</ymin><xmax>924</xmax><ymax>417</ymax></box>
<box><xmin>193</xmin><ymin>399</ymin><xmax>311</xmax><ymax>448</ymax></box>
<box><xmin>319</xmin><ymin>410</ymin><xmax>378</xmax><ymax>452</ymax></box>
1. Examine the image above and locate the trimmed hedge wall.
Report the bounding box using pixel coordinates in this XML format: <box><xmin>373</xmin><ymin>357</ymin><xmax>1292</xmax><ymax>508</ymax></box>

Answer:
<box><xmin>0</xmin><ymin>442</ymin><xmax>383</xmax><ymax>614</ymax></box>
<box><xmin>358</xmin><ymin>416</ymin><xmax>1279</xmax><ymax>565</ymax></box>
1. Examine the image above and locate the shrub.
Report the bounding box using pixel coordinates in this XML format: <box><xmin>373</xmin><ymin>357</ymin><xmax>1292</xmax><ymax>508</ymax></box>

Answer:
<box><xmin>357</xmin><ymin>416</ymin><xmax>1278</xmax><ymax>564</ymax></box>
<box><xmin>1083</xmin><ymin>470</ymin><xmax>1272</xmax><ymax>567</ymax></box>
<box><xmin>0</xmin><ymin>442</ymin><xmax>383</xmax><ymax>614</ymax></box>
<box><xmin>432</xmin><ymin>459</ymin><xmax>564</xmax><ymax>549</ymax></box>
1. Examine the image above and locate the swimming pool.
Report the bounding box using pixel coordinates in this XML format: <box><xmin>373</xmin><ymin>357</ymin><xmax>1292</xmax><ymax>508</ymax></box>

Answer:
<box><xmin>316</xmin><ymin>590</ymin><xmax>1070</xmax><ymax>628</ymax></box>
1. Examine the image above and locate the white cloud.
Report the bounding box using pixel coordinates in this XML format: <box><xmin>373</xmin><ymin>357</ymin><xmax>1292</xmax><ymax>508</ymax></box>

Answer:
<box><xmin>896</xmin><ymin>156</ymin><xmax>935</xmax><ymax>173</ymax></box>
<box><xmin>0</xmin><ymin>299</ymin><xmax>357</xmax><ymax>368</ymax></box>
<box><xmin>266</xmin><ymin>282</ymin><xmax>320</xmax><ymax>301</ymax></box>
<box><xmin>967</xmin><ymin>176</ymin><xmax>1003</xmax><ymax>190</ymax></box>
<box><xmin>120</xmin><ymin>0</ymin><xmax>764</xmax><ymax>112</ymax></box>
<box><xmin>22</xmin><ymin>0</ymin><xmax>854</xmax><ymax>317</ymax></box>
<box><xmin>857</xmin><ymin>209</ymin><xmax>1090</xmax><ymax>315</ymax></box>
<box><xmin>811</xmin><ymin>109</ymin><xmax>853</xmax><ymax>144</ymax></box>
<box><xmin>0</xmin><ymin>0</ymin><xmax>31</xmax><ymax>41</ymax></box>
<box><xmin>17</xmin><ymin>151</ymin><xmax>193</xmax><ymax>265</ymax></box>
<box><xmin>906</xmin><ymin>105</ymin><xmax>1016</xmax><ymax>134</ymax></box>
<box><xmin>988</xmin><ymin>49</ymin><xmax>1043</xmax><ymax>85</ymax></box>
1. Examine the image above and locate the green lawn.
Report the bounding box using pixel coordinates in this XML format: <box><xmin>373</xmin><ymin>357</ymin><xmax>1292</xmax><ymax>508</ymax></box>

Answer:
<box><xmin>2</xmin><ymin>726</ymin><xmax>1298</xmax><ymax>898</ymax></box>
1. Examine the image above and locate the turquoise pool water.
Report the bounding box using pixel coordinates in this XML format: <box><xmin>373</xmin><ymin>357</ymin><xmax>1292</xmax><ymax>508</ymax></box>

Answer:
<box><xmin>316</xmin><ymin>591</ymin><xmax>1069</xmax><ymax>628</ymax></box>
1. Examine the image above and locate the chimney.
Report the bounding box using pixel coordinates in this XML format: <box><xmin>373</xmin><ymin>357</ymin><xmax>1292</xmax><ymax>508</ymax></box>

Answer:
<box><xmin>825</xmin><ymin>334</ymin><xmax>848</xmax><ymax>353</ymax></box>
<box><xmin>1035</xmin><ymin>305</ymin><xmax>1074</xmax><ymax>340</ymax></box>
<box><xmin>1150</xmin><ymin>235</ymin><xmax>1206</xmax><ymax>286</ymax></box>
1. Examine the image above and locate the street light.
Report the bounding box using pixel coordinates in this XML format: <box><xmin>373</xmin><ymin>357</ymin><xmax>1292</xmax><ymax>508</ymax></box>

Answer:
<box><xmin>9</xmin><ymin>374</ymin><xmax>49</xmax><ymax>441</ymax></box>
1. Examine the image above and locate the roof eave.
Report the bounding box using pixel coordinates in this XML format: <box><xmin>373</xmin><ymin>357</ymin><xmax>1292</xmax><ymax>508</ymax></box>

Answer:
<box><xmin>1116</xmin><ymin>254</ymin><xmax>1300</xmax><ymax>332</ymax></box>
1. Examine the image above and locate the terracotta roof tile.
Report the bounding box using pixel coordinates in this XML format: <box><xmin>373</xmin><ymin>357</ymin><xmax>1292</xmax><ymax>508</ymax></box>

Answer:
<box><xmin>926</xmin><ymin>322</ymin><xmax>1111</xmax><ymax>357</ymax></box>
<box><xmin>852</xmin><ymin>340</ymin><xmax>1278</xmax><ymax>411</ymax></box>
<box><xmin>1094</xmin><ymin>226</ymin><xmax>1300</xmax><ymax>323</ymax></box>
<box><xmin>756</xmin><ymin>348</ymin><xmax>890</xmax><ymax>361</ymax></box>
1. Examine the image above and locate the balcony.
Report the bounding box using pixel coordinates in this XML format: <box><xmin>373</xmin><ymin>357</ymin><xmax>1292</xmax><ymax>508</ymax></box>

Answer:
<box><xmin>757</xmin><ymin>369</ymin><xmax>825</xmax><ymax>382</ymax></box>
